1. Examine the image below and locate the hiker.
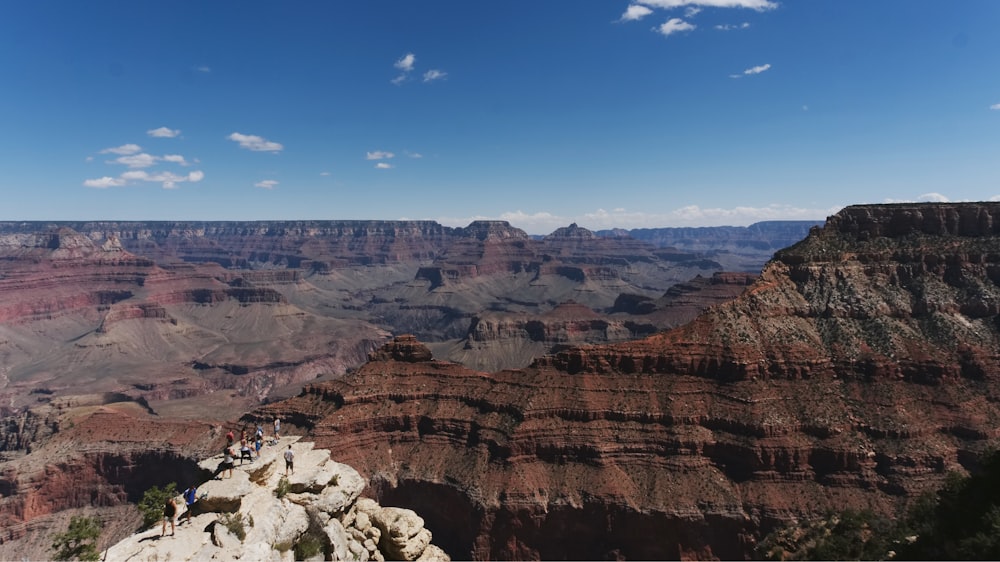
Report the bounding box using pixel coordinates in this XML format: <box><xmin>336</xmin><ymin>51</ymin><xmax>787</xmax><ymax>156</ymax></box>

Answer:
<box><xmin>162</xmin><ymin>496</ymin><xmax>177</xmax><ymax>536</ymax></box>
<box><xmin>255</xmin><ymin>423</ymin><xmax>264</xmax><ymax>441</ymax></box>
<box><xmin>182</xmin><ymin>485</ymin><xmax>198</xmax><ymax>523</ymax></box>
<box><xmin>284</xmin><ymin>444</ymin><xmax>294</xmax><ymax>475</ymax></box>
<box><xmin>240</xmin><ymin>437</ymin><xmax>253</xmax><ymax>464</ymax></box>
<box><xmin>273</xmin><ymin>417</ymin><xmax>281</xmax><ymax>441</ymax></box>
<box><xmin>225</xmin><ymin>428</ymin><xmax>235</xmax><ymax>446</ymax></box>
<box><xmin>254</xmin><ymin>433</ymin><xmax>263</xmax><ymax>456</ymax></box>
<box><xmin>217</xmin><ymin>446</ymin><xmax>235</xmax><ymax>479</ymax></box>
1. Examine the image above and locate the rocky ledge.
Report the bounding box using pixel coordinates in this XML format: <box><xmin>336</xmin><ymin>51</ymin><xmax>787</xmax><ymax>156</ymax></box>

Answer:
<box><xmin>105</xmin><ymin>437</ymin><xmax>449</xmax><ymax>562</ymax></box>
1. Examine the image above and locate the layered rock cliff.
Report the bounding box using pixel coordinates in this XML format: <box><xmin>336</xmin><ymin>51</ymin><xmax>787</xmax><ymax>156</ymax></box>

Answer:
<box><xmin>259</xmin><ymin>203</ymin><xmax>1000</xmax><ymax>559</ymax></box>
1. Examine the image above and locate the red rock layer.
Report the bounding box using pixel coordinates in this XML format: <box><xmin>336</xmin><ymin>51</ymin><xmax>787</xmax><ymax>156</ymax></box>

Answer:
<box><xmin>260</xmin><ymin>203</ymin><xmax>1000</xmax><ymax>560</ymax></box>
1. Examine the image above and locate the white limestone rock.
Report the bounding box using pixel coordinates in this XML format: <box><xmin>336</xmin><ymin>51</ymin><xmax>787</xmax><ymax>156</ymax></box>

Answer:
<box><xmin>372</xmin><ymin>507</ymin><xmax>433</xmax><ymax>561</ymax></box>
<box><xmin>198</xmin><ymin>470</ymin><xmax>253</xmax><ymax>513</ymax></box>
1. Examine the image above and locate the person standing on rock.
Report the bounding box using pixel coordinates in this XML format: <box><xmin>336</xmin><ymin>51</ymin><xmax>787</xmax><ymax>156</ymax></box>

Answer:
<box><xmin>219</xmin><ymin>446</ymin><xmax>235</xmax><ymax>479</ymax></box>
<box><xmin>225</xmin><ymin>428</ymin><xmax>235</xmax><ymax>446</ymax></box>
<box><xmin>162</xmin><ymin>496</ymin><xmax>177</xmax><ymax>537</ymax></box>
<box><xmin>182</xmin><ymin>485</ymin><xmax>198</xmax><ymax>523</ymax></box>
<box><xmin>273</xmin><ymin>417</ymin><xmax>281</xmax><ymax>441</ymax></box>
<box><xmin>284</xmin><ymin>444</ymin><xmax>294</xmax><ymax>475</ymax></box>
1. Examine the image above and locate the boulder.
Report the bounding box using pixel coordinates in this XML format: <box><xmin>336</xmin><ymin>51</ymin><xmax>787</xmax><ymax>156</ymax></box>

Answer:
<box><xmin>372</xmin><ymin>507</ymin><xmax>433</xmax><ymax>561</ymax></box>
<box><xmin>197</xmin><ymin>470</ymin><xmax>253</xmax><ymax>513</ymax></box>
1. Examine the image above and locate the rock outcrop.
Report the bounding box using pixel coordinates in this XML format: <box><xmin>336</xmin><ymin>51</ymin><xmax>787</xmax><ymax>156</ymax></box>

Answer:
<box><xmin>104</xmin><ymin>437</ymin><xmax>449</xmax><ymax>562</ymax></box>
<box><xmin>259</xmin><ymin>203</ymin><xmax>1000</xmax><ymax>560</ymax></box>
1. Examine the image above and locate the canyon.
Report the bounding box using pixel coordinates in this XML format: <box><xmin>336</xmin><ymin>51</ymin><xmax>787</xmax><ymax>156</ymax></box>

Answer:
<box><xmin>250</xmin><ymin>203</ymin><xmax>1000</xmax><ymax>559</ymax></box>
<box><xmin>0</xmin><ymin>218</ymin><xmax>806</xmax><ymax>558</ymax></box>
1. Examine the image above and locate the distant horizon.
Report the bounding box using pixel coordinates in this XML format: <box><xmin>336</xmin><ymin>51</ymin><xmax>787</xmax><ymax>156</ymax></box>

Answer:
<box><xmin>0</xmin><ymin>214</ymin><xmax>831</xmax><ymax>237</ymax></box>
<box><xmin>3</xmin><ymin>2</ymin><xmax>999</xmax><ymax>230</ymax></box>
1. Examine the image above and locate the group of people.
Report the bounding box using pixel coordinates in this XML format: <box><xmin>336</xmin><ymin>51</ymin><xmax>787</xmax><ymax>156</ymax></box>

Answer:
<box><xmin>161</xmin><ymin>417</ymin><xmax>285</xmax><ymax>537</ymax></box>
<box><xmin>161</xmin><ymin>485</ymin><xmax>200</xmax><ymax>537</ymax></box>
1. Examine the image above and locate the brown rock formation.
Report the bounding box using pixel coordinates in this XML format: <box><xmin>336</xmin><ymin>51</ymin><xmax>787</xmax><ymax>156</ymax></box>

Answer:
<box><xmin>258</xmin><ymin>203</ymin><xmax>1000</xmax><ymax>560</ymax></box>
<box><xmin>0</xmin><ymin>401</ymin><xmax>221</xmax><ymax>559</ymax></box>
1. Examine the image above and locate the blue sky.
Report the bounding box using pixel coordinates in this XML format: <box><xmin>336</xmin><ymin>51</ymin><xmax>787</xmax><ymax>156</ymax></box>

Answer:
<box><xmin>1</xmin><ymin>1</ymin><xmax>999</xmax><ymax>233</ymax></box>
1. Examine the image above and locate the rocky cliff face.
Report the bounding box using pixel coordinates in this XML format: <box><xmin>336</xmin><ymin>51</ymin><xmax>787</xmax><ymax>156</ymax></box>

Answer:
<box><xmin>261</xmin><ymin>203</ymin><xmax>1000</xmax><ymax>560</ymax></box>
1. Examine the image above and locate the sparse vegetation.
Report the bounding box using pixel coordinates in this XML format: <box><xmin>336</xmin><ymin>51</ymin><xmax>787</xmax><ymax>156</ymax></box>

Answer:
<box><xmin>758</xmin><ymin>449</ymin><xmax>1000</xmax><ymax>560</ymax></box>
<box><xmin>51</xmin><ymin>515</ymin><xmax>102</xmax><ymax>561</ymax></box>
<box><xmin>293</xmin><ymin>532</ymin><xmax>325</xmax><ymax>560</ymax></box>
<box><xmin>138</xmin><ymin>482</ymin><xmax>177</xmax><ymax>529</ymax></box>
<box><xmin>218</xmin><ymin>512</ymin><xmax>253</xmax><ymax>541</ymax></box>
<box><xmin>275</xmin><ymin>476</ymin><xmax>291</xmax><ymax>498</ymax></box>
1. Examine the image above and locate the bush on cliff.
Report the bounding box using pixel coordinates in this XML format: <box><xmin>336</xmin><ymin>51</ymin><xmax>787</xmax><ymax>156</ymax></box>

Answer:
<box><xmin>51</xmin><ymin>515</ymin><xmax>102</xmax><ymax>561</ymax></box>
<box><xmin>895</xmin><ymin>450</ymin><xmax>1000</xmax><ymax>560</ymax></box>
<box><xmin>138</xmin><ymin>482</ymin><xmax>177</xmax><ymax>529</ymax></box>
<box><xmin>757</xmin><ymin>449</ymin><xmax>1000</xmax><ymax>561</ymax></box>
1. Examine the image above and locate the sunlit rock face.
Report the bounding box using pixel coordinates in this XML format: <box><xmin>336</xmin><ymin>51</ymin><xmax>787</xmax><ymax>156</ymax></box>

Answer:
<box><xmin>262</xmin><ymin>203</ymin><xmax>1000</xmax><ymax>560</ymax></box>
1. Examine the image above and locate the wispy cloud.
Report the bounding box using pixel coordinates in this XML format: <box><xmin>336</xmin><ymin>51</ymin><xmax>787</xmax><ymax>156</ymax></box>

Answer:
<box><xmin>320</xmin><ymin>171</ymin><xmax>331</xmax><ymax>176</ymax></box>
<box><xmin>884</xmin><ymin>193</ymin><xmax>952</xmax><ymax>204</ymax></box>
<box><xmin>655</xmin><ymin>18</ymin><xmax>696</xmax><ymax>37</ymax></box>
<box><xmin>162</xmin><ymin>154</ymin><xmax>189</xmax><ymax>166</ymax></box>
<box><xmin>620</xmin><ymin>4</ymin><xmax>654</xmax><ymax>21</ymax></box>
<box><xmin>684</xmin><ymin>6</ymin><xmax>702</xmax><ymax>17</ymax></box>
<box><xmin>147</xmin><ymin>126</ymin><xmax>181</xmax><ymax>138</ymax></box>
<box><xmin>730</xmin><ymin>63</ymin><xmax>771</xmax><ymax>78</ymax></box>
<box><xmin>366</xmin><ymin>151</ymin><xmax>395</xmax><ymax>160</ymax></box>
<box><xmin>196</xmin><ymin>66</ymin><xmax>211</xmax><ymax>73</ymax></box>
<box><xmin>375</xmin><ymin>162</ymin><xmax>393</xmax><ymax>169</ymax></box>
<box><xmin>637</xmin><ymin>0</ymin><xmax>777</xmax><ymax>11</ymax></box>
<box><xmin>423</xmin><ymin>69</ymin><xmax>447</xmax><ymax>82</ymax></box>
<box><xmin>391</xmin><ymin>53</ymin><xmax>416</xmax><ymax>85</ymax></box>
<box><xmin>83</xmin><ymin>176</ymin><xmax>126</xmax><ymax>189</ymax></box>
<box><xmin>228</xmin><ymin>132</ymin><xmax>284</xmax><ymax>152</ymax></box>
<box><xmin>715</xmin><ymin>22</ymin><xmax>750</xmax><ymax>30</ymax></box>
<box><xmin>255</xmin><ymin>180</ymin><xmax>279</xmax><ymax>189</ymax></box>
<box><xmin>394</xmin><ymin>53</ymin><xmax>416</xmax><ymax>72</ymax></box>
<box><xmin>991</xmin><ymin>103</ymin><xmax>1000</xmax><ymax>110</ymax></box>
<box><xmin>100</xmin><ymin>143</ymin><xmax>141</xmax><ymax>155</ymax></box>
<box><xmin>84</xmin><ymin>169</ymin><xmax>203</xmax><ymax>190</ymax></box>
<box><xmin>114</xmin><ymin>153</ymin><xmax>159</xmax><ymax>168</ymax></box>
<box><xmin>404</xmin><ymin>150</ymin><xmax>423</xmax><ymax>159</ymax></box>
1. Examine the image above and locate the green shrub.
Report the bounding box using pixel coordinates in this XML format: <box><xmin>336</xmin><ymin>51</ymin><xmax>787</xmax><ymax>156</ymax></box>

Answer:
<box><xmin>138</xmin><ymin>482</ymin><xmax>177</xmax><ymax>529</ymax></box>
<box><xmin>51</xmin><ymin>515</ymin><xmax>101</xmax><ymax>561</ymax></box>
<box><xmin>275</xmin><ymin>476</ymin><xmax>291</xmax><ymax>499</ymax></box>
<box><xmin>218</xmin><ymin>512</ymin><xmax>252</xmax><ymax>541</ymax></box>
<box><xmin>293</xmin><ymin>532</ymin><xmax>325</xmax><ymax>560</ymax></box>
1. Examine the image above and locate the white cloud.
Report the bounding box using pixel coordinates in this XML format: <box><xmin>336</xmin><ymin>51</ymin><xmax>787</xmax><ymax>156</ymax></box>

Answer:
<box><xmin>320</xmin><ymin>171</ymin><xmax>331</xmax><ymax>176</ymax></box>
<box><xmin>684</xmin><ymin>6</ymin><xmax>702</xmax><ymax>17</ymax></box>
<box><xmin>162</xmin><ymin>154</ymin><xmax>189</xmax><ymax>165</ymax></box>
<box><xmin>114</xmin><ymin>153</ymin><xmax>159</xmax><ymax>168</ymax></box>
<box><xmin>83</xmin><ymin>176</ymin><xmax>126</xmax><ymax>189</ymax></box>
<box><xmin>423</xmin><ymin>69</ymin><xmax>447</xmax><ymax>82</ymax></box>
<box><xmin>715</xmin><ymin>22</ymin><xmax>750</xmax><ymax>30</ymax></box>
<box><xmin>147</xmin><ymin>126</ymin><xmax>181</xmax><ymax>138</ymax></box>
<box><xmin>638</xmin><ymin>0</ymin><xmax>777</xmax><ymax>10</ymax></box>
<box><xmin>731</xmin><ymin>63</ymin><xmax>771</xmax><ymax>78</ymax></box>
<box><xmin>394</xmin><ymin>53</ymin><xmax>416</xmax><ymax>72</ymax></box>
<box><xmin>85</xmin><ymin>169</ymin><xmax>203</xmax><ymax>190</ymax></box>
<box><xmin>375</xmin><ymin>162</ymin><xmax>393</xmax><ymax>169</ymax></box>
<box><xmin>991</xmin><ymin>103</ymin><xmax>1000</xmax><ymax>110</ymax></box>
<box><xmin>620</xmin><ymin>4</ymin><xmax>654</xmax><ymax>21</ymax></box>
<box><xmin>404</xmin><ymin>150</ymin><xmax>423</xmax><ymax>158</ymax></box>
<box><xmin>227</xmin><ymin>132</ymin><xmax>284</xmax><ymax>152</ymax></box>
<box><xmin>366</xmin><ymin>151</ymin><xmax>395</xmax><ymax>160</ymax></box>
<box><xmin>100</xmin><ymin>143</ymin><xmax>142</xmax><ymax>155</ymax></box>
<box><xmin>255</xmin><ymin>180</ymin><xmax>279</xmax><ymax>189</ymax></box>
<box><xmin>196</xmin><ymin>66</ymin><xmax>211</xmax><ymax>73</ymax></box>
<box><xmin>655</xmin><ymin>18</ymin><xmax>696</xmax><ymax>37</ymax></box>
<box><xmin>391</xmin><ymin>74</ymin><xmax>408</xmax><ymax>85</ymax></box>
